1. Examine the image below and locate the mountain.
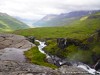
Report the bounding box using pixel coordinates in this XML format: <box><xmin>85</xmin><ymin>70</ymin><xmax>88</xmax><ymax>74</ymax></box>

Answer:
<box><xmin>14</xmin><ymin>12</ymin><xmax>100</xmax><ymax>39</ymax></box>
<box><xmin>0</xmin><ymin>12</ymin><xmax>29</xmax><ymax>32</ymax></box>
<box><xmin>15</xmin><ymin>17</ymin><xmax>35</xmax><ymax>27</ymax></box>
<box><xmin>33</xmin><ymin>10</ymin><xmax>100</xmax><ymax>27</ymax></box>
<box><xmin>13</xmin><ymin>12</ymin><xmax>100</xmax><ymax>71</ymax></box>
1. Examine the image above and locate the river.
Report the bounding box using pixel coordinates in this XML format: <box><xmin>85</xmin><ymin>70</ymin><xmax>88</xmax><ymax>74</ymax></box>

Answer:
<box><xmin>35</xmin><ymin>40</ymin><xmax>100</xmax><ymax>75</ymax></box>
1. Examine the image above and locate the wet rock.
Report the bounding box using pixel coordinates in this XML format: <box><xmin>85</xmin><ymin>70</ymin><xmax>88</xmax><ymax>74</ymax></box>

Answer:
<box><xmin>57</xmin><ymin>38</ymin><xmax>89</xmax><ymax>50</ymax></box>
<box><xmin>57</xmin><ymin>38</ymin><xmax>67</xmax><ymax>49</ymax></box>
<box><xmin>58</xmin><ymin>65</ymin><xmax>90</xmax><ymax>75</ymax></box>
<box><xmin>26</xmin><ymin>36</ymin><xmax>35</xmax><ymax>43</ymax></box>
<box><xmin>97</xmin><ymin>29</ymin><xmax>100</xmax><ymax>41</ymax></box>
<box><xmin>94</xmin><ymin>60</ymin><xmax>100</xmax><ymax>71</ymax></box>
<box><xmin>92</xmin><ymin>53</ymin><xmax>100</xmax><ymax>64</ymax></box>
<box><xmin>79</xmin><ymin>44</ymin><xmax>89</xmax><ymax>50</ymax></box>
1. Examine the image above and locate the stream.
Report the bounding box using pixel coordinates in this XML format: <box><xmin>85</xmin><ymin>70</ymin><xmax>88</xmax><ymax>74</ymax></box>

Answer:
<box><xmin>35</xmin><ymin>40</ymin><xmax>100</xmax><ymax>75</ymax></box>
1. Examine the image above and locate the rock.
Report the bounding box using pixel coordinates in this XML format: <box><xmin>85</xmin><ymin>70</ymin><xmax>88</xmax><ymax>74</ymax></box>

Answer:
<box><xmin>0</xmin><ymin>34</ymin><xmax>35</xmax><ymax>49</ymax></box>
<box><xmin>0</xmin><ymin>60</ymin><xmax>92</xmax><ymax>75</ymax></box>
<box><xmin>57</xmin><ymin>38</ymin><xmax>89</xmax><ymax>50</ymax></box>
<box><xmin>0</xmin><ymin>60</ymin><xmax>60</xmax><ymax>75</ymax></box>
<box><xmin>26</xmin><ymin>36</ymin><xmax>35</xmax><ymax>43</ymax></box>
<box><xmin>0</xmin><ymin>34</ymin><xmax>35</xmax><ymax>62</ymax></box>
<box><xmin>94</xmin><ymin>60</ymin><xmax>100</xmax><ymax>71</ymax></box>
<box><xmin>58</xmin><ymin>65</ymin><xmax>90</xmax><ymax>75</ymax></box>
<box><xmin>97</xmin><ymin>29</ymin><xmax>100</xmax><ymax>41</ymax></box>
<box><xmin>0</xmin><ymin>40</ymin><xmax>12</xmax><ymax>46</ymax></box>
<box><xmin>0</xmin><ymin>37</ymin><xmax>4</xmax><ymax>42</ymax></box>
<box><xmin>79</xmin><ymin>44</ymin><xmax>89</xmax><ymax>50</ymax></box>
<box><xmin>57</xmin><ymin>38</ymin><xmax>67</xmax><ymax>49</ymax></box>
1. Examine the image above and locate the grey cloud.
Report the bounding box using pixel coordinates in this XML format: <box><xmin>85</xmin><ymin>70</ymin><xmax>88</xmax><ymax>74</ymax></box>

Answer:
<box><xmin>0</xmin><ymin>0</ymin><xmax>100</xmax><ymax>20</ymax></box>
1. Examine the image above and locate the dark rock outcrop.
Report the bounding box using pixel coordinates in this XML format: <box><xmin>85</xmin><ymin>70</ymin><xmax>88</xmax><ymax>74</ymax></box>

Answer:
<box><xmin>88</xmin><ymin>15</ymin><xmax>100</xmax><ymax>19</ymax></box>
<box><xmin>57</xmin><ymin>38</ymin><xmax>89</xmax><ymax>50</ymax></box>
<box><xmin>26</xmin><ymin>36</ymin><xmax>35</xmax><ymax>43</ymax></box>
<box><xmin>57</xmin><ymin>38</ymin><xmax>67</xmax><ymax>49</ymax></box>
<box><xmin>94</xmin><ymin>60</ymin><xmax>100</xmax><ymax>71</ymax></box>
<box><xmin>97</xmin><ymin>29</ymin><xmax>100</xmax><ymax>41</ymax></box>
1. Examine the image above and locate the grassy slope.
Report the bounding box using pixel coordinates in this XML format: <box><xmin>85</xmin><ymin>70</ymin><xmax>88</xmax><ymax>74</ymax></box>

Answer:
<box><xmin>24</xmin><ymin>47</ymin><xmax>57</xmax><ymax>69</ymax></box>
<box><xmin>14</xmin><ymin>13</ymin><xmax>100</xmax><ymax>67</ymax></box>
<box><xmin>0</xmin><ymin>13</ymin><xmax>29</xmax><ymax>32</ymax></box>
<box><xmin>13</xmin><ymin>14</ymin><xmax>100</xmax><ymax>40</ymax></box>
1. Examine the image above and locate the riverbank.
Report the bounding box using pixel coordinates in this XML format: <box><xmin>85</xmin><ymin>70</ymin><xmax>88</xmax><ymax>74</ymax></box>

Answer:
<box><xmin>25</xmin><ymin>40</ymin><xmax>100</xmax><ymax>75</ymax></box>
<box><xmin>0</xmin><ymin>33</ymin><xmax>99</xmax><ymax>75</ymax></box>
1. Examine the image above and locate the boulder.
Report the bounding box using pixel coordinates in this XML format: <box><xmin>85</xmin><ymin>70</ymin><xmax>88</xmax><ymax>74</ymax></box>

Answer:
<box><xmin>26</xmin><ymin>36</ymin><xmax>35</xmax><ymax>43</ymax></box>
<box><xmin>57</xmin><ymin>38</ymin><xmax>67</xmax><ymax>49</ymax></box>
<box><xmin>94</xmin><ymin>60</ymin><xmax>100</xmax><ymax>71</ymax></box>
<box><xmin>58</xmin><ymin>65</ymin><xmax>90</xmax><ymax>75</ymax></box>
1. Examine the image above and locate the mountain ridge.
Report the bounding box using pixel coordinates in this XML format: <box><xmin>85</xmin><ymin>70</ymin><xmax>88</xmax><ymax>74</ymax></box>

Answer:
<box><xmin>0</xmin><ymin>12</ymin><xmax>29</xmax><ymax>32</ymax></box>
<box><xmin>33</xmin><ymin>10</ymin><xmax>100</xmax><ymax>27</ymax></box>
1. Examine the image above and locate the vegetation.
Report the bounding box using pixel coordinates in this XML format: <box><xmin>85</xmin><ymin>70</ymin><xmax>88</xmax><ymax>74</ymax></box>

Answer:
<box><xmin>24</xmin><ymin>46</ymin><xmax>57</xmax><ymax>69</ymax></box>
<box><xmin>14</xmin><ymin>13</ymin><xmax>100</xmax><ymax>66</ymax></box>
<box><xmin>0</xmin><ymin>13</ymin><xmax>29</xmax><ymax>32</ymax></box>
<box><xmin>13</xmin><ymin>13</ymin><xmax>100</xmax><ymax>40</ymax></box>
<box><xmin>44</xmin><ymin>33</ymin><xmax>100</xmax><ymax>64</ymax></box>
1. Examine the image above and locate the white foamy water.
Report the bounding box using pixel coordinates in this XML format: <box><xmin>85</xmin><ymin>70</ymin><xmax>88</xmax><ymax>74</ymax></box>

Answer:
<box><xmin>77</xmin><ymin>64</ymin><xmax>100</xmax><ymax>75</ymax></box>
<box><xmin>35</xmin><ymin>40</ymin><xmax>50</xmax><ymax>58</ymax></box>
<box><xmin>35</xmin><ymin>40</ymin><xmax>100</xmax><ymax>75</ymax></box>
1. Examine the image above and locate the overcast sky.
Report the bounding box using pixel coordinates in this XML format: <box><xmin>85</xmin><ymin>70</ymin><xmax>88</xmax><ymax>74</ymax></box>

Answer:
<box><xmin>0</xmin><ymin>0</ymin><xmax>100</xmax><ymax>20</ymax></box>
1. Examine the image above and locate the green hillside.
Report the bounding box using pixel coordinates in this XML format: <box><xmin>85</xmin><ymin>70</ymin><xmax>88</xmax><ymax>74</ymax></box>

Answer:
<box><xmin>13</xmin><ymin>13</ymin><xmax>100</xmax><ymax>68</ymax></box>
<box><xmin>14</xmin><ymin>13</ymin><xmax>100</xmax><ymax>40</ymax></box>
<box><xmin>0</xmin><ymin>12</ymin><xmax>29</xmax><ymax>32</ymax></box>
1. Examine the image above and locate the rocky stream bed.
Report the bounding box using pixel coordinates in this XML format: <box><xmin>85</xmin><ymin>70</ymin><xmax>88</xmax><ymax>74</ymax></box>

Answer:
<box><xmin>0</xmin><ymin>34</ymin><xmax>99</xmax><ymax>75</ymax></box>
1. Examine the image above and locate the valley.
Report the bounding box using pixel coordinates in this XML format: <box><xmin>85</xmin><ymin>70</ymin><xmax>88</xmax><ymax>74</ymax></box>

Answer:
<box><xmin>13</xmin><ymin>12</ymin><xmax>100</xmax><ymax>73</ymax></box>
<box><xmin>0</xmin><ymin>11</ymin><xmax>100</xmax><ymax>75</ymax></box>
<box><xmin>0</xmin><ymin>12</ymin><xmax>29</xmax><ymax>32</ymax></box>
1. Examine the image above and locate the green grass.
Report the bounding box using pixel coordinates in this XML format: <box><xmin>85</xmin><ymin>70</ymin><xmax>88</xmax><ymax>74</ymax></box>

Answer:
<box><xmin>0</xmin><ymin>13</ymin><xmax>29</xmax><ymax>32</ymax></box>
<box><xmin>13</xmin><ymin>14</ymin><xmax>100</xmax><ymax>40</ymax></box>
<box><xmin>66</xmin><ymin>45</ymin><xmax>93</xmax><ymax>64</ymax></box>
<box><xmin>24</xmin><ymin>46</ymin><xmax>57</xmax><ymax>69</ymax></box>
<box><xmin>13</xmin><ymin>13</ymin><xmax>100</xmax><ymax>67</ymax></box>
<box><xmin>44</xmin><ymin>36</ymin><xmax>100</xmax><ymax>65</ymax></box>
<box><xmin>44</xmin><ymin>39</ymin><xmax>68</xmax><ymax>58</ymax></box>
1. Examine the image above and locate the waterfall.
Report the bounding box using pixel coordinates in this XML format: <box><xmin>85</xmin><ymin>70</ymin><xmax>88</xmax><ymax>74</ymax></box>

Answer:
<box><xmin>35</xmin><ymin>40</ymin><xmax>50</xmax><ymax>58</ymax></box>
<box><xmin>35</xmin><ymin>40</ymin><xmax>100</xmax><ymax>75</ymax></box>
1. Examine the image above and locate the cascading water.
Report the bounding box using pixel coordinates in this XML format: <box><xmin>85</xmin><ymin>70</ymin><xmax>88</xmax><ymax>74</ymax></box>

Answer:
<box><xmin>35</xmin><ymin>40</ymin><xmax>50</xmax><ymax>58</ymax></box>
<box><xmin>35</xmin><ymin>40</ymin><xmax>100</xmax><ymax>75</ymax></box>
